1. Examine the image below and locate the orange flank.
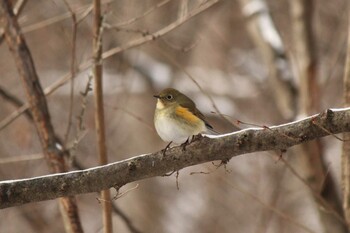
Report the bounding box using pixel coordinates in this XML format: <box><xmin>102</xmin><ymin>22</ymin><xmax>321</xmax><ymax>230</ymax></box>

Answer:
<box><xmin>175</xmin><ymin>106</ymin><xmax>201</xmax><ymax>124</ymax></box>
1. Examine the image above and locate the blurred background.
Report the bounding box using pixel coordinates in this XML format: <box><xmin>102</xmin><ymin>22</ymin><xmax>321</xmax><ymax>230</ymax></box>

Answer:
<box><xmin>0</xmin><ymin>0</ymin><xmax>348</xmax><ymax>232</ymax></box>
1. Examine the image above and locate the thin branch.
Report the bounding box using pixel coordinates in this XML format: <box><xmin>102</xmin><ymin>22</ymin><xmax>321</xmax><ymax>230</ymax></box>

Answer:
<box><xmin>0</xmin><ymin>153</ymin><xmax>43</xmax><ymax>164</ymax></box>
<box><xmin>178</xmin><ymin>0</ymin><xmax>189</xmax><ymax>19</ymax></box>
<box><xmin>342</xmin><ymin>5</ymin><xmax>350</xmax><ymax>229</ymax></box>
<box><xmin>21</xmin><ymin>6</ymin><xmax>87</xmax><ymax>33</ymax></box>
<box><xmin>0</xmin><ymin>0</ymin><xmax>27</xmax><ymax>46</ymax></box>
<box><xmin>106</xmin><ymin>105</ymin><xmax>155</xmax><ymax>132</ymax></box>
<box><xmin>13</xmin><ymin>0</ymin><xmax>27</xmax><ymax>15</ymax></box>
<box><xmin>62</xmin><ymin>0</ymin><xmax>78</xmax><ymax>145</ymax></box>
<box><xmin>102</xmin><ymin>0</ymin><xmax>220</xmax><ymax>59</ymax></box>
<box><xmin>0</xmin><ymin>70</ymin><xmax>81</xmax><ymax>131</ymax></box>
<box><xmin>110</xmin><ymin>0</ymin><xmax>172</xmax><ymax>27</ymax></box>
<box><xmin>112</xmin><ymin>184</ymin><xmax>139</xmax><ymax>200</ymax></box>
<box><xmin>68</xmin><ymin>75</ymin><xmax>92</xmax><ymax>158</ymax></box>
<box><xmin>104</xmin><ymin>23</ymin><xmax>150</xmax><ymax>36</ymax></box>
<box><xmin>20</xmin><ymin>2</ymin><xmax>105</xmax><ymax>33</ymax></box>
<box><xmin>0</xmin><ymin>103</ymin><xmax>28</xmax><ymax>130</ymax></box>
<box><xmin>1</xmin><ymin>108</ymin><xmax>350</xmax><ymax>208</ymax></box>
<box><xmin>0</xmin><ymin>85</ymin><xmax>32</xmax><ymax>120</ymax></box>
<box><xmin>92</xmin><ymin>1</ymin><xmax>113</xmax><ymax>232</ymax></box>
<box><xmin>161</xmin><ymin>36</ymin><xmax>200</xmax><ymax>53</ymax></box>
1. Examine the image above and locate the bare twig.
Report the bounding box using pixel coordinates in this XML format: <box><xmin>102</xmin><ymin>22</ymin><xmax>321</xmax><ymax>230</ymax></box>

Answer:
<box><xmin>13</xmin><ymin>0</ymin><xmax>27</xmax><ymax>15</ymax></box>
<box><xmin>62</xmin><ymin>0</ymin><xmax>78</xmax><ymax>145</ymax></box>
<box><xmin>342</xmin><ymin>6</ymin><xmax>350</xmax><ymax>229</ymax></box>
<box><xmin>104</xmin><ymin>23</ymin><xmax>149</xmax><ymax>36</ymax></box>
<box><xmin>68</xmin><ymin>75</ymin><xmax>93</xmax><ymax>159</ymax></box>
<box><xmin>110</xmin><ymin>0</ymin><xmax>173</xmax><ymax>27</ymax></box>
<box><xmin>312</xmin><ymin>117</ymin><xmax>345</xmax><ymax>141</ymax></box>
<box><xmin>102</xmin><ymin>0</ymin><xmax>220</xmax><ymax>59</ymax></box>
<box><xmin>106</xmin><ymin>105</ymin><xmax>155</xmax><ymax>132</ymax></box>
<box><xmin>0</xmin><ymin>68</ymin><xmax>85</xmax><ymax>131</ymax></box>
<box><xmin>21</xmin><ymin>4</ymin><xmax>91</xmax><ymax>33</ymax></box>
<box><xmin>112</xmin><ymin>184</ymin><xmax>139</xmax><ymax>200</ymax></box>
<box><xmin>161</xmin><ymin>36</ymin><xmax>201</xmax><ymax>52</ymax></box>
<box><xmin>0</xmin><ymin>85</ymin><xmax>32</xmax><ymax>120</ymax></box>
<box><xmin>236</xmin><ymin>120</ymin><xmax>298</xmax><ymax>141</ymax></box>
<box><xmin>178</xmin><ymin>0</ymin><xmax>189</xmax><ymax>19</ymax></box>
<box><xmin>0</xmin><ymin>1</ymin><xmax>83</xmax><ymax>232</ymax></box>
<box><xmin>0</xmin><ymin>0</ymin><xmax>27</xmax><ymax>45</ymax></box>
<box><xmin>92</xmin><ymin>1</ymin><xmax>113</xmax><ymax>232</ymax></box>
<box><xmin>0</xmin><ymin>103</ymin><xmax>28</xmax><ymax>130</ymax></box>
<box><xmin>1</xmin><ymin>107</ymin><xmax>350</xmax><ymax>208</ymax></box>
<box><xmin>0</xmin><ymin>153</ymin><xmax>43</xmax><ymax>164</ymax></box>
<box><xmin>18</xmin><ymin>1</ymin><xmax>111</xmax><ymax>34</ymax></box>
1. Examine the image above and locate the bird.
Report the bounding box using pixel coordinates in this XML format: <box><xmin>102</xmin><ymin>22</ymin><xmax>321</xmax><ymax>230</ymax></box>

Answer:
<box><xmin>153</xmin><ymin>88</ymin><xmax>214</xmax><ymax>152</ymax></box>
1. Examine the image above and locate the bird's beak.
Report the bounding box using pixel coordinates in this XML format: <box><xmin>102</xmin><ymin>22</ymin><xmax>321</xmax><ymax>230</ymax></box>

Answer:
<box><xmin>153</xmin><ymin>95</ymin><xmax>160</xmax><ymax>99</ymax></box>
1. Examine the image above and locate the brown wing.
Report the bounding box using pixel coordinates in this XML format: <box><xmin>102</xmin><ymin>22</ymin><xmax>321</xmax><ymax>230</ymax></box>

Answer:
<box><xmin>179</xmin><ymin>94</ymin><xmax>214</xmax><ymax>130</ymax></box>
<box><xmin>194</xmin><ymin>108</ymin><xmax>214</xmax><ymax>129</ymax></box>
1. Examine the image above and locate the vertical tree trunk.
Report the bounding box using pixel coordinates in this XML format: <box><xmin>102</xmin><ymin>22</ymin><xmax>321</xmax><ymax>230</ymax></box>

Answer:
<box><xmin>92</xmin><ymin>1</ymin><xmax>113</xmax><ymax>232</ymax></box>
<box><xmin>238</xmin><ymin>0</ymin><xmax>296</xmax><ymax>120</ymax></box>
<box><xmin>290</xmin><ymin>0</ymin><xmax>346</xmax><ymax>232</ymax></box>
<box><xmin>342</xmin><ymin>8</ymin><xmax>350</xmax><ymax>231</ymax></box>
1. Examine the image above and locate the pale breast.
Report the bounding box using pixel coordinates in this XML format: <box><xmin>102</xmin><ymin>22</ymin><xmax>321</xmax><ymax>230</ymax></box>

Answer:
<box><xmin>154</xmin><ymin>108</ymin><xmax>205</xmax><ymax>144</ymax></box>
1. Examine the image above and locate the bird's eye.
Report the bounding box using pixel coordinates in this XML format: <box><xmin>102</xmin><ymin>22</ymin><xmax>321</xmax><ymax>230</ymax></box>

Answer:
<box><xmin>166</xmin><ymin>94</ymin><xmax>173</xmax><ymax>100</ymax></box>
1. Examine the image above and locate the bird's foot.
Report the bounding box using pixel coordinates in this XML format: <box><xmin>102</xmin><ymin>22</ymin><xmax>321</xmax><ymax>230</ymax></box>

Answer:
<box><xmin>181</xmin><ymin>138</ymin><xmax>190</xmax><ymax>151</ymax></box>
<box><xmin>161</xmin><ymin>141</ymin><xmax>173</xmax><ymax>156</ymax></box>
<box><xmin>192</xmin><ymin>134</ymin><xmax>203</xmax><ymax>142</ymax></box>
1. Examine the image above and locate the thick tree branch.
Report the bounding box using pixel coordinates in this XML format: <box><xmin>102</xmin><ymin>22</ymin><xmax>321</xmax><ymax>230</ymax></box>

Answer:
<box><xmin>1</xmin><ymin>108</ymin><xmax>350</xmax><ymax>209</ymax></box>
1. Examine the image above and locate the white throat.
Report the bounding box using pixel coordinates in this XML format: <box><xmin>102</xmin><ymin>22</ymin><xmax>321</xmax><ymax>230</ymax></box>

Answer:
<box><xmin>156</xmin><ymin>99</ymin><xmax>165</xmax><ymax>109</ymax></box>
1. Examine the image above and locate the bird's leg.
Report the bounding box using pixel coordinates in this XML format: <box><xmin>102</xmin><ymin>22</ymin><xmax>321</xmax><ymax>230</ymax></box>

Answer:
<box><xmin>181</xmin><ymin>137</ymin><xmax>190</xmax><ymax>151</ymax></box>
<box><xmin>181</xmin><ymin>134</ymin><xmax>203</xmax><ymax>152</ymax></box>
<box><xmin>162</xmin><ymin>141</ymin><xmax>172</xmax><ymax>156</ymax></box>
